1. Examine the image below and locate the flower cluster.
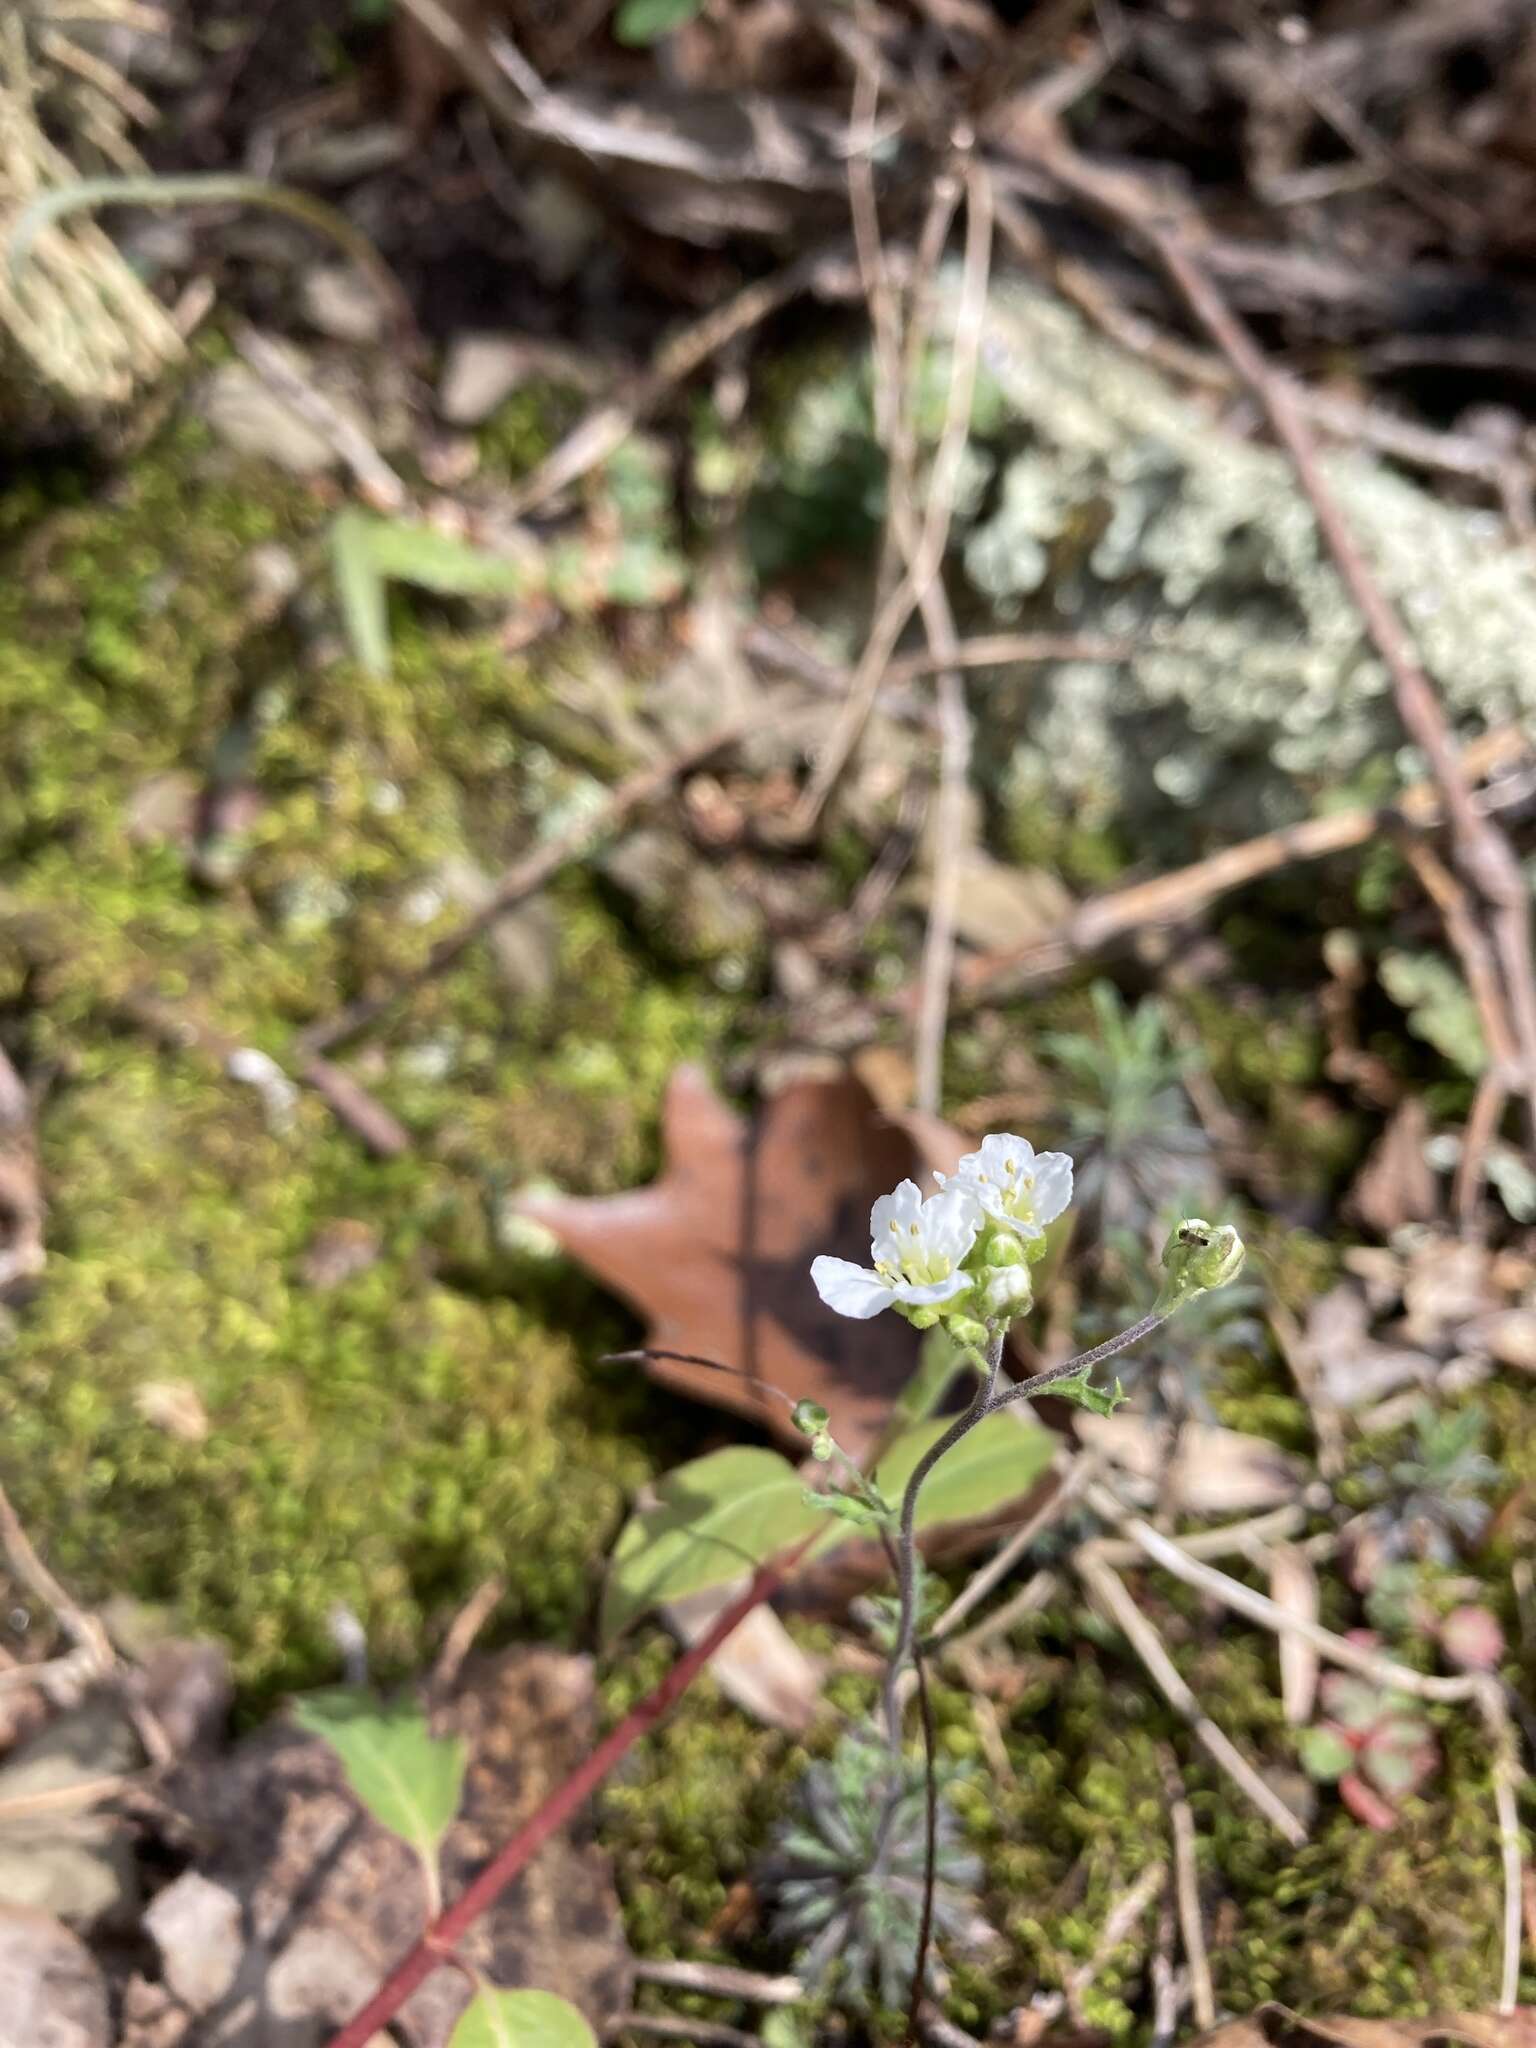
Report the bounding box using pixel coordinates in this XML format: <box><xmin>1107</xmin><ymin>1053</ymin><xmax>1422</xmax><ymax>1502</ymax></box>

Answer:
<box><xmin>811</xmin><ymin>1134</ymin><xmax>1074</xmax><ymax>1341</ymax></box>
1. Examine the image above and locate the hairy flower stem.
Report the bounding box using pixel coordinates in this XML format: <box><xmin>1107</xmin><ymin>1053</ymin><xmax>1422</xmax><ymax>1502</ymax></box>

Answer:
<box><xmin>882</xmin><ymin>1309</ymin><xmax>1172</xmax><ymax>1752</ymax></box>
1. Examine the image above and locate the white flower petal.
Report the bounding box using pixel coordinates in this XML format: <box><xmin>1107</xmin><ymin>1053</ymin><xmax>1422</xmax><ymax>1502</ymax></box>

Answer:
<box><xmin>1030</xmin><ymin>1151</ymin><xmax>1074</xmax><ymax>1225</ymax></box>
<box><xmin>811</xmin><ymin>1256</ymin><xmax>896</xmax><ymax>1319</ymax></box>
<box><xmin>894</xmin><ymin>1270</ymin><xmax>973</xmax><ymax>1307</ymax></box>
<box><xmin>921</xmin><ymin>1183</ymin><xmax>982</xmax><ymax>1263</ymax></box>
<box><xmin>869</xmin><ymin>1178</ymin><xmax>925</xmax><ymax>1257</ymax></box>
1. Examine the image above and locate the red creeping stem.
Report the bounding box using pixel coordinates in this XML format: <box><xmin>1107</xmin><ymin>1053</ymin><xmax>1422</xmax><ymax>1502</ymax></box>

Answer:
<box><xmin>323</xmin><ymin>1553</ymin><xmax>797</xmax><ymax>2048</ymax></box>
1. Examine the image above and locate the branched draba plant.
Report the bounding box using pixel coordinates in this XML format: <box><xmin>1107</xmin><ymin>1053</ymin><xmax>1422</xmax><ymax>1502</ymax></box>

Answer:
<box><xmin>810</xmin><ymin>1134</ymin><xmax>1246</xmax><ymax>1749</ymax></box>
<box><xmin>806</xmin><ymin>1133</ymin><xmax>1247</xmax><ymax>2021</ymax></box>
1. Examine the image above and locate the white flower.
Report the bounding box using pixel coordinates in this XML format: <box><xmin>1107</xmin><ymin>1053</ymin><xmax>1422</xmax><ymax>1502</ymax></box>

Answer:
<box><xmin>811</xmin><ymin>1178</ymin><xmax>981</xmax><ymax>1321</ymax></box>
<box><xmin>943</xmin><ymin>1133</ymin><xmax>1073</xmax><ymax>1242</ymax></box>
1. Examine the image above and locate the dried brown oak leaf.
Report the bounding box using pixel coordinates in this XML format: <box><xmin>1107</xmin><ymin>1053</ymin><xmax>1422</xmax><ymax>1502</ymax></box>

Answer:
<box><xmin>1193</xmin><ymin>2006</ymin><xmax>1536</xmax><ymax>2048</ymax></box>
<box><xmin>519</xmin><ymin>1064</ymin><xmax>966</xmax><ymax>1457</ymax></box>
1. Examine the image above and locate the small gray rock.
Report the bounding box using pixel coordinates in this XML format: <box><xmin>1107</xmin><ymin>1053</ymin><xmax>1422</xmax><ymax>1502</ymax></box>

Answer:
<box><xmin>300</xmin><ymin>266</ymin><xmax>386</xmax><ymax>347</ymax></box>
<box><xmin>439</xmin><ymin>335</ymin><xmax>531</xmax><ymax>427</ymax></box>
<box><xmin>199</xmin><ymin>361</ymin><xmax>335</xmax><ymax>475</ymax></box>
<box><xmin>0</xmin><ymin>1908</ymin><xmax>109</xmax><ymax>2048</ymax></box>
<box><xmin>144</xmin><ymin>1873</ymin><xmax>243</xmax><ymax>2011</ymax></box>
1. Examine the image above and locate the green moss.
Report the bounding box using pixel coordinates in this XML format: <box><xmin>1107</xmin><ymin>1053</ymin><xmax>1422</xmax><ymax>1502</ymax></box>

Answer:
<box><xmin>0</xmin><ymin>428</ymin><xmax>734</xmax><ymax>1701</ymax></box>
<box><xmin>478</xmin><ymin>378</ymin><xmax>590</xmax><ymax>481</ymax></box>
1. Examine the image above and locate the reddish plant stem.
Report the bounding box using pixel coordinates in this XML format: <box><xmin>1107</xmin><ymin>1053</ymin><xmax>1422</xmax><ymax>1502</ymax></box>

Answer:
<box><xmin>323</xmin><ymin>1553</ymin><xmax>798</xmax><ymax>2048</ymax></box>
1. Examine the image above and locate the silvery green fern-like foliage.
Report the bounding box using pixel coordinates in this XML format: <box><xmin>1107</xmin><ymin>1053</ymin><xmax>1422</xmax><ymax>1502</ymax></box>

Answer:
<box><xmin>765</xmin><ymin>1732</ymin><xmax>988</xmax><ymax>2013</ymax></box>
<box><xmin>1042</xmin><ymin>983</ymin><xmax>1217</xmax><ymax>1238</ymax></box>
<box><xmin>1361</xmin><ymin>1403</ymin><xmax>1499</xmax><ymax>1565</ymax></box>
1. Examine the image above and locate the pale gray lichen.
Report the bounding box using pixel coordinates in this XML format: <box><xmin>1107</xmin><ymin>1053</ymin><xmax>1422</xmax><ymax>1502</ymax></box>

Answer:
<box><xmin>958</xmin><ymin>280</ymin><xmax>1536</xmax><ymax>836</ymax></box>
<box><xmin>762</xmin><ymin>280</ymin><xmax>1536</xmax><ymax>846</ymax></box>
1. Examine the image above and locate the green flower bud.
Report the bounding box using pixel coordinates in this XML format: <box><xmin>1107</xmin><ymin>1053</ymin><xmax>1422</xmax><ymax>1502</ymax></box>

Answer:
<box><xmin>1156</xmin><ymin>1218</ymin><xmax>1246</xmax><ymax>1311</ymax></box>
<box><xmin>791</xmin><ymin>1399</ymin><xmax>831</xmax><ymax>1438</ymax></box>
<box><xmin>982</xmin><ymin>1231</ymin><xmax>1026</xmax><ymax>1268</ymax></box>
<box><xmin>946</xmin><ymin>1313</ymin><xmax>990</xmax><ymax>1349</ymax></box>
<box><xmin>906</xmin><ymin>1307</ymin><xmax>940</xmax><ymax>1331</ymax></box>
<box><xmin>810</xmin><ymin>1436</ymin><xmax>834</xmax><ymax>1462</ymax></box>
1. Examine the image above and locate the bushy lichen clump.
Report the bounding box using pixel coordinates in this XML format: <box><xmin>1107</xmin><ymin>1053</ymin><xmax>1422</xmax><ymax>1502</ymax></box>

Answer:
<box><xmin>0</xmin><ymin>428</ymin><xmax>733</xmax><ymax>1695</ymax></box>
<box><xmin>753</xmin><ymin>282</ymin><xmax>1536</xmax><ymax>854</ymax></box>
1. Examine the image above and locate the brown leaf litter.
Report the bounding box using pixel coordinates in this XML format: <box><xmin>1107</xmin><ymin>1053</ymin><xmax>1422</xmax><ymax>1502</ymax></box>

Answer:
<box><xmin>519</xmin><ymin>1063</ymin><xmax>970</xmax><ymax>1457</ymax></box>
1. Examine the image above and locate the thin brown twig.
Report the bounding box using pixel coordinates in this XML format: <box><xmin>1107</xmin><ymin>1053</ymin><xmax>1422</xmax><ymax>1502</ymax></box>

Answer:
<box><xmin>885</xmin><ymin>630</ymin><xmax>1139</xmax><ymax>683</ymax></box>
<box><xmin>234</xmin><ymin>324</ymin><xmax>407</xmax><ymax>513</ymax></box>
<box><xmin>508</xmin><ymin>244</ymin><xmax>844</xmax><ymax>518</ymax></box>
<box><xmin>945</xmin><ymin>1564</ymin><xmax>1059</xmax><ymax>1658</ymax></box>
<box><xmin>0</xmin><ymin>1772</ymin><xmax>134</xmax><ymax>1823</ymax></box>
<box><xmin>912</xmin><ymin>163</ymin><xmax>993</xmax><ymax>1116</ymax></box>
<box><xmin>300</xmin><ymin>717</ymin><xmax>751</xmax><ymax>1058</ymax></box>
<box><xmin>1393</xmin><ymin>833</ymin><xmax>1518</xmax><ymax>1222</ymax></box>
<box><xmin>0</xmin><ymin>1479</ymin><xmax>112</xmax><ymax>1676</ymax></box>
<box><xmin>1032</xmin><ymin>1858</ymin><xmax>1168</xmax><ymax>2032</ymax></box>
<box><xmin>791</xmin><ymin>144</ymin><xmax>989</xmax><ymax>840</ymax></box>
<box><xmin>949</xmin><ymin>726</ymin><xmax>1532</xmax><ymax>1006</ymax></box>
<box><xmin>430</xmin><ymin>1574</ymin><xmax>505</xmax><ymax>1699</ymax></box>
<box><xmin>1118</xmin><ymin>1513</ymin><xmax>1488</xmax><ymax>1703</ymax></box>
<box><xmin>1479</xmin><ymin>1683</ymin><xmax>1525</xmax><ymax>2015</ymax></box>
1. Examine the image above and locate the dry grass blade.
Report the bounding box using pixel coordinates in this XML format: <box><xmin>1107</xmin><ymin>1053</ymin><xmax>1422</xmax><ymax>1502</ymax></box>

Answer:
<box><xmin>1266</xmin><ymin>1542</ymin><xmax>1320</xmax><ymax>1727</ymax></box>
<box><xmin>1077</xmin><ymin>1548</ymin><xmax>1308</xmax><ymax>1846</ymax></box>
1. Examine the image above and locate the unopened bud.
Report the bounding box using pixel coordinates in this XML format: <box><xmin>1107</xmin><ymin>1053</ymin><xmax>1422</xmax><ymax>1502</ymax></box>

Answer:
<box><xmin>1156</xmin><ymin>1218</ymin><xmax>1246</xmax><ymax>1310</ymax></box>
<box><xmin>982</xmin><ymin>1264</ymin><xmax>1033</xmax><ymax>1318</ymax></box>
<box><xmin>791</xmin><ymin>1399</ymin><xmax>830</xmax><ymax>1438</ymax></box>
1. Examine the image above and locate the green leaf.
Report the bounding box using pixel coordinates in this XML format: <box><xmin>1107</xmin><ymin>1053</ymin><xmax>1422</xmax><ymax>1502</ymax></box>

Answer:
<box><xmin>448</xmin><ymin>1989</ymin><xmax>597</xmax><ymax>2048</ymax></box>
<box><xmin>330</xmin><ymin>510</ymin><xmax>527</xmax><ymax>676</ymax></box>
<box><xmin>802</xmin><ymin>1487</ymin><xmax>887</xmax><ymax>1529</ymax></box>
<box><xmin>1296</xmin><ymin>1724</ymin><xmax>1353</xmax><ymax>1782</ymax></box>
<box><xmin>891</xmin><ymin>1328</ymin><xmax>968</xmax><ymax>1429</ymax></box>
<box><xmin>1378</xmin><ymin>950</ymin><xmax>1487</xmax><ymax>1077</ymax></box>
<box><xmin>863</xmin><ymin>1411</ymin><xmax>1055</xmax><ymax>1536</ymax></box>
<box><xmin>1050</xmin><ymin>1371</ymin><xmax>1127</xmax><ymax>1417</ymax></box>
<box><xmin>601</xmin><ymin>1447</ymin><xmax>823</xmax><ymax>1642</ymax></box>
<box><xmin>291</xmin><ymin>1689</ymin><xmax>465</xmax><ymax>1861</ymax></box>
<box><xmin>360</xmin><ymin>519</ymin><xmax>529</xmax><ymax>598</ymax></box>
<box><xmin>331</xmin><ymin>509</ymin><xmax>390</xmax><ymax>677</ymax></box>
<box><xmin>613</xmin><ymin>0</ymin><xmax>704</xmax><ymax>44</ymax></box>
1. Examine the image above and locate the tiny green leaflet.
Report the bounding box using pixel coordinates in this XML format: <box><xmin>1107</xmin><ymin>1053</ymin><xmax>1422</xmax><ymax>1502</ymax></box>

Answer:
<box><xmin>448</xmin><ymin>1989</ymin><xmax>597</xmax><ymax>2048</ymax></box>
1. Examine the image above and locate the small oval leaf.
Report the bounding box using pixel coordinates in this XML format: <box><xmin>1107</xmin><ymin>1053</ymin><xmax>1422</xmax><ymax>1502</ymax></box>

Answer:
<box><xmin>449</xmin><ymin>1989</ymin><xmax>597</xmax><ymax>2048</ymax></box>
<box><xmin>613</xmin><ymin>0</ymin><xmax>704</xmax><ymax>44</ymax></box>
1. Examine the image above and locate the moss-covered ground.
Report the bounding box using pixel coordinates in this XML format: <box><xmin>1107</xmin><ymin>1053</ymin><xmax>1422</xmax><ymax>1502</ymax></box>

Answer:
<box><xmin>1</xmin><ymin>408</ymin><xmax>1531</xmax><ymax>2035</ymax></box>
